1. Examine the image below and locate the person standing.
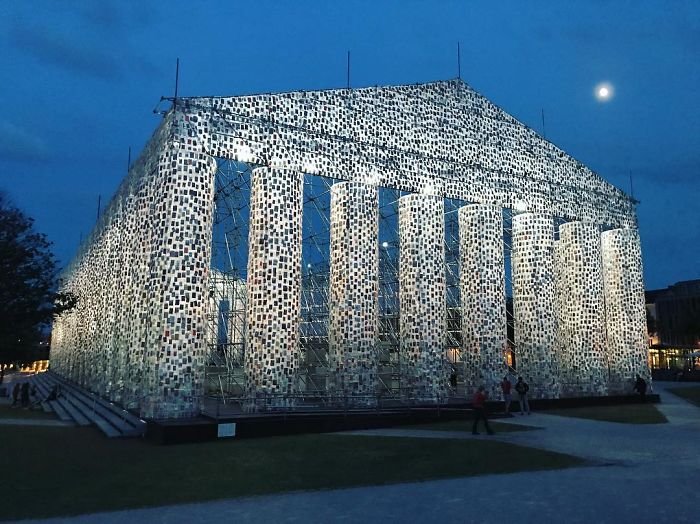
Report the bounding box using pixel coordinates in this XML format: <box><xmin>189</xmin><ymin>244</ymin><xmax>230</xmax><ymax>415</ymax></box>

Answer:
<box><xmin>449</xmin><ymin>365</ymin><xmax>458</xmax><ymax>390</ymax></box>
<box><xmin>501</xmin><ymin>376</ymin><xmax>512</xmax><ymax>415</ymax></box>
<box><xmin>515</xmin><ymin>376</ymin><xmax>531</xmax><ymax>415</ymax></box>
<box><xmin>20</xmin><ymin>382</ymin><xmax>30</xmax><ymax>408</ymax></box>
<box><xmin>472</xmin><ymin>385</ymin><xmax>495</xmax><ymax>435</ymax></box>
<box><xmin>46</xmin><ymin>384</ymin><xmax>61</xmax><ymax>401</ymax></box>
<box><xmin>11</xmin><ymin>382</ymin><xmax>20</xmax><ymax>407</ymax></box>
<box><xmin>634</xmin><ymin>374</ymin><xmax>647</xmax><ymax>401</ymax></box>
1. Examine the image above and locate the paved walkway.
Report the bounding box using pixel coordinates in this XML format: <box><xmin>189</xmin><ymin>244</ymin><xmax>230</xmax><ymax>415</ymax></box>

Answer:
<box><xmin>17</xmin><ymin>382</ymin><xmax>700</xmax><ymax>524</ymax></box>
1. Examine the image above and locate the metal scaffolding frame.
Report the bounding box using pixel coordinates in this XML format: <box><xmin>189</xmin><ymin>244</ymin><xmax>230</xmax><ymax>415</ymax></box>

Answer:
<box><xmin>503</xmin><ymin>208</ymin><xmax>517</xmax><ymax>374</ymax></box>
<box><xmin>205</xmin><ymin>160</ymin><xmax>251</xmax><ymax>399</ymax></box>
<box><xmin>205</xmin><ymin>158</ymin><xmax>514</xmax><ymax>408</ymax></box>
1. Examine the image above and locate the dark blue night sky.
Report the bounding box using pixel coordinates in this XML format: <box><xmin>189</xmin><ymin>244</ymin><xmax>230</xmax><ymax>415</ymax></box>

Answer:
<box><xmin>1</xmin><ymin>0</ymin><xmax>698</xmax><ymax>290</ymax></box>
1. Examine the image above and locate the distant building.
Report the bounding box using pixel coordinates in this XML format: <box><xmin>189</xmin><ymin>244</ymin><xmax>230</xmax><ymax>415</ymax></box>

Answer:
<box><xmin>656</xmin><ymin>280</ymin><xmax>700</xmax><ymax>346</ymax></box>
<box><xmin>646</xmin><ymin>279</ymin><xmax>700</xmax><ymax>374</ymax></box>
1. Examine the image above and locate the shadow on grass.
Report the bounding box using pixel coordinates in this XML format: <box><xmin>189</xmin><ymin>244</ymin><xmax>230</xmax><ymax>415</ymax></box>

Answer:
<box><xmin>545</xmin><ymin>403</ymin><xmax>667</xmax><ymax>424</ymax></box>
<box><xmin>0</xmin><ymin>424</ymin><xmax>584</xmax><ymax>521</ymax></box>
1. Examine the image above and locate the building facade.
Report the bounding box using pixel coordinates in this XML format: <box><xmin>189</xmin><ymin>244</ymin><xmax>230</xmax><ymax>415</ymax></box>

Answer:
<box><xmin>646</xmin><ymin>280</ymin><xmax>700</xmax><ymax>375</ymax></box>
<box><xmin>50</xmin><ymin>80</ymin><xmax>650</xmax><ymax>418</ymax></box>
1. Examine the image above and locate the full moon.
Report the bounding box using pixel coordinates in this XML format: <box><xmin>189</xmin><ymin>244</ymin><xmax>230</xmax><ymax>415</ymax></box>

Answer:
<box><xmin>595</xmin><ymin>82</ymin><xmax>614</xmax><ymax>101</ymax></box>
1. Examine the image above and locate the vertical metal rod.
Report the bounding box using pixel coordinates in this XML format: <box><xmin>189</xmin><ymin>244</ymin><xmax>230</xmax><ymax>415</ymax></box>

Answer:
<box><xmin>457</xmin><ymin>42</ymin><xmax>461</xmax><ymax>79</ymax></box>
<box><xmin>541</xmin><ymin>108</ymin><xmax>547</xmax><ymax>139</ymax></box>
<box><xmin>96</xmin><ymin>195</ymin><xmax>101</xmax><ymax>222</ymax></box>
<box><xmin>629</xmin><ymin>170</ymin><xmax>635</xmax><ymax>199</ymax></box>
<box><xmin>219</xmin><ymin>375</ymin><xmax>226</xmax><ymax>405</ymax></box>
<box><xmin>174</xmin><ymin>58</ymin><xmax>180</xmax><ymax>108</ymax></box>
<box><xmin>346</xmin><ymin>51</ymin><xmax>351</xmax><ymax>89</ymax></box>
<box><xmin>127</xmin><ymin>146</ymin><xmax>131</xmax><ymax>173</ymax></box>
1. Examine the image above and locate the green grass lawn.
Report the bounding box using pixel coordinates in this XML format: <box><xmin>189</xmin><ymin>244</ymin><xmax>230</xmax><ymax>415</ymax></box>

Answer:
<box><xmin>666</xmin><ymin>387</ymin><xmax>700</xmax><ymax>407</ymax></box>
<box><xmin>0</xmin><ymin>424</ymin><xmax>584</xmax><ymax>521</ymax></box>
<box><xmin>545</xmin><ymin>403</ymin><xmax>667</xmax><ymax>424</ymax></box>
<box><xmin>401</xmin><ymin>418</ymin><xmax>537</xmax><ymax>433</ymax></box>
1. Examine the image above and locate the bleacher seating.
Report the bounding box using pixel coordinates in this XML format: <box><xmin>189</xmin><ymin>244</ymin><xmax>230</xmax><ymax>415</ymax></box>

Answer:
<box><xmin>29</xmin><ymin>373</ymin><xmax>54</xmax><ymax>413</ymax></box>
<box><xmin>27</xmin><ymin>372</ymin><xmax>146</xmax><ymax>438</ymax></box>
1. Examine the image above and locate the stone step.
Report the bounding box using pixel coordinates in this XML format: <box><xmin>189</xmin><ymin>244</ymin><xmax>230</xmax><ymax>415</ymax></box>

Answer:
<box><xmin>48</xmin><ymin>400</ymin><xmax>72</xmax><ymax>422</ymax></box>
<box><xmin>56</xmin><ymin>398</ymin><xmax>91</xmax><ymax>426</ymax></box>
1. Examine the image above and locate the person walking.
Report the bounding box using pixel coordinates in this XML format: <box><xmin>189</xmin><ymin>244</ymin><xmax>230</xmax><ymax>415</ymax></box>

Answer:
<box><xmin>501</xmin><ymin>376</ymin><xmax>512</xmax><ymax>415</ymax></box>
<box><xmin>515</xmin><ymin>376</ymin><xmax>531</xmax><ymax>415</ymax></box>
<box><xmin>472</xmin><ymin>385</ymin><xmax>495</xmax><ymax>435</ymax></box>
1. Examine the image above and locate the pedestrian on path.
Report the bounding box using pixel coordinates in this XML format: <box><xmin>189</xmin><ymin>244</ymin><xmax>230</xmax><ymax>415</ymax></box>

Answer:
<box><xmin>20</xmin><ymin>382</ymin><xmax>30</xmax><ymax>408</ymax></box>
<box><xmin>472</xmin><ymin>386</ymin><xmax>494</xmax><ymax>435</ymax></box>
<box><xmin>515</xmin><ymin>376</ymin><xmax>531</xmax><ymax>415</ymax></box>
<box><xmin>634</xmin><ymin>374</ymin><xmax>647</xmax><ymax>401</ymax></box>
<box><xmin>501</xmin><ymin>376</ymin><xmax>512</xmax><ymax>415</ymax></box>
<box><xmin>11</xmin><ymin>382</ymin><xmax>20</xmax><ymax>406</ymax></box>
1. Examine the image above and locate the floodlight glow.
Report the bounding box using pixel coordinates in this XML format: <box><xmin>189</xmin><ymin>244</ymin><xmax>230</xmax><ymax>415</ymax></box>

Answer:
<box><xmin>363</xmin><ymin>167</ymin><xmax>381</xmax><ymax>186</ymax></box>
<box><xmin>513</xmin><ymin>200</ymin><xmax>528</xmax><ymax>213</ymax></box>
<box><xmin>302</xmin><ymin>159</ymin><xmax>319</xmax><ymax>174</ymax></box>
<box><xmin>237</xmin><ymin>144</ymin><xmax>255</xmax><ymax>163</ymax></box>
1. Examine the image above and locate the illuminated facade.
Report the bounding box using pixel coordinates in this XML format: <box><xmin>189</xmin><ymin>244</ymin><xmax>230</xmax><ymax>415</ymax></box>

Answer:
<box><xmin>555</xmin><ymin>222</ymin><xmax>609</xmax><ymax>396</ymax></box>
<box><xmin>459</xmin><ymin>204</ymin><xmax>507</xmax><ymax>399</ymax></box>
<box><xmin>328</xmin><ymin>181</ymin><xmax>379</xmax><ymax>403</ymax></box>
<box><xmin>51</xmin><ymin>80</ymin><xmax>649</xmax><ymax>418</ymax></box>
<box><xmin>398</xmin><ymin>193</ymin><xmax>448</xmax><ymax>401</ymax></box>
<box><xmin>511</xmin><ymin>213</ymin><xmax>560</xmax><ymax>398</ymax></box>
<box><xmin>244</xmin><ymin>167</ymin><xmax>304</xmax><ymax>407</ymax></box>
<box><xmin>601</xmin><ymin>229</ymin><xmax>650</xmax><ymax>393</ymax></box>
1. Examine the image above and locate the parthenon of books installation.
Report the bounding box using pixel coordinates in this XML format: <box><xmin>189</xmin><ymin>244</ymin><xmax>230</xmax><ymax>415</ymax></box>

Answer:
<box><xmin>50</xmin><ymin>80</ymin><xmax>650</xmax><ymax>418</ymax></box>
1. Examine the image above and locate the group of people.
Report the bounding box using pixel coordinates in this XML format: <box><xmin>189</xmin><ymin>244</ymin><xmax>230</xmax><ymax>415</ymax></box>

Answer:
<box><xmin>472</xmin><ymin>373</ymin><xmax>651</xmax><ymax>434</ymax></box>
<box><xmin>471</xmin><ymin>375</ymin><xmax>531</xmax><ymax>435</ymax></box>
<box><xmin>500</xmin><ymin>375</ymin><xmax>531</xmax><ymax>416</ymax></box>
<box><xmin>10</xmin><ymin>381</ymin><xmax>34</xmax><ymax>408</ymax></box>
<box><xmin>9</xmin><ymin>381</ymin><xmax>61</xmax><ymax>408</ymax></box>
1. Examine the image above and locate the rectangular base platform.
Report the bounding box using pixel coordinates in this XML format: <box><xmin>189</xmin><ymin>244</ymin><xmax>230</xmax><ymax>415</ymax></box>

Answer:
<box><xmin>146</xmin><ymin>393</ymin><xmax>659</xmax><ymax>445</ymax></box>
<box><xmin>146</xmin><ymin>407</ymin><xmax>471</xmax><ymax>445</ymax></box>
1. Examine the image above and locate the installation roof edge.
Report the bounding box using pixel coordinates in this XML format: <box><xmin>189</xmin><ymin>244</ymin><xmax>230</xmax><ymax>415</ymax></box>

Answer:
<box><xmin>173</xmin><ymin>78</ymin><xmax>471</xmax><ymax>100</ymax></box>
<box><xmin>165</xmin><ymin>79</ymin><xmax>634</xmax><ymax>203</ymax></box>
